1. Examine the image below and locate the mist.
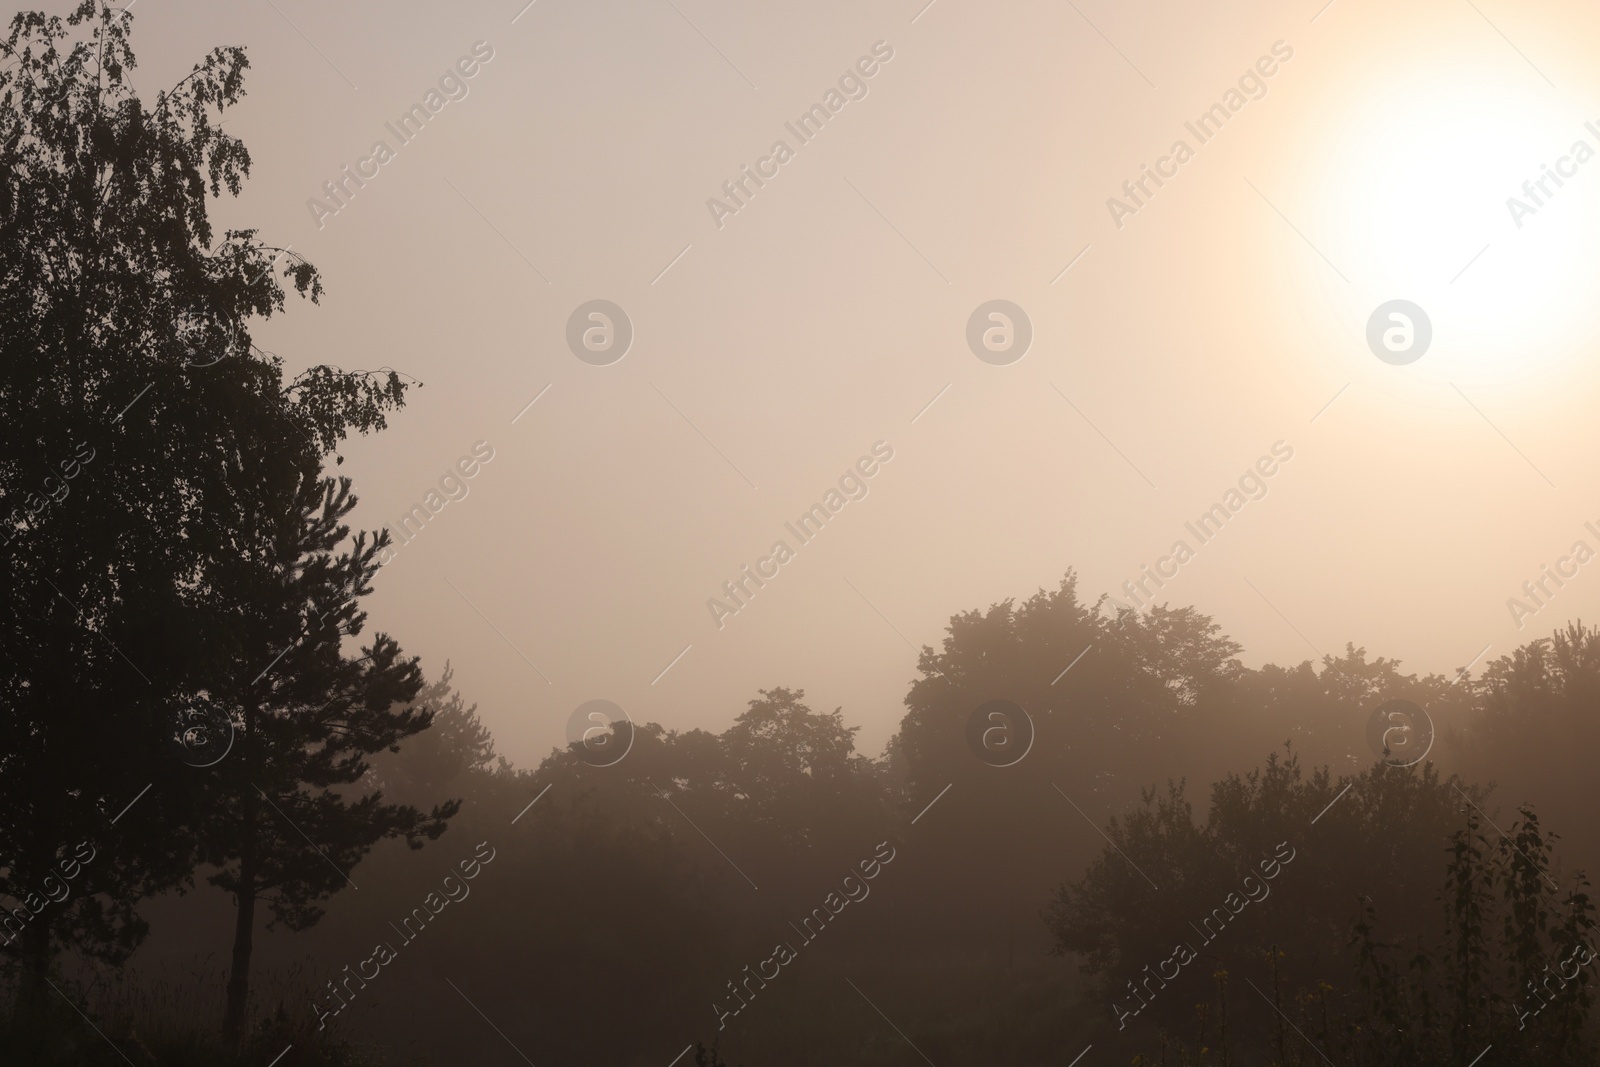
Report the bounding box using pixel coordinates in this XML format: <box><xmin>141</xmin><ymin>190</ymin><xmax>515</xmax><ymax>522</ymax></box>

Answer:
<box><xmin>4</xmin><ymin>0</ymin><xmax>1600</xmax><ymax>1064</ymax></box>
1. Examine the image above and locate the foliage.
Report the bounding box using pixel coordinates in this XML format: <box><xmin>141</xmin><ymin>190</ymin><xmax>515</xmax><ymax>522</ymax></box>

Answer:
<box><xmin>1047</xmin><ymin>750</ymin><xmax>1487</xmax><ymax>1041</ymax></box>
<box><xmin>0</xmin><ymin>0</ymin><xmax>435</xmax><ymax>1043</ymax></box>
<box><xmin>0</xmin><ymin>0</ymin><xmax>280</xmax><ymax>1014</ymax></box>
<box><xmin>1344</xmin><ymin>806</ymin><xmax>1597</xmax><ymax>1066</ymax></box>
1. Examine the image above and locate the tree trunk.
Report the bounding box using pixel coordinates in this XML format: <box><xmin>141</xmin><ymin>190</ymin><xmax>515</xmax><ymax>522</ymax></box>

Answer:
<box><xmin>13</xmin><ymin>912</ymin><xmax>53</xmax><ymax>1027</ymax></box>
<box><xmin>223</xmin><ymin>789</ymin><xmax>258</xmax><ymax>1051</ymax></box>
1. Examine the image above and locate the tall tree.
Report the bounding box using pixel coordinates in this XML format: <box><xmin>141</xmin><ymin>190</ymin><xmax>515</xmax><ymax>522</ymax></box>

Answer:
<box><xmin>197</xmin><ymin>424</ymin><xmax>455</xmax><ymax>1049</ymax></box>
<box><xmin>0</xmin><ymin>2</ymin><xmax>440</xmax><ymax>1045</ymax></box>
<box><xmin>889</xmin><ymin>573</ymin><xmax>1243</xmax><ymax>950</ymax></box>
<box><xmin>0</xmin><ymin>0</ymin><xmax>274</xmax><ymax>1021</ymax></box>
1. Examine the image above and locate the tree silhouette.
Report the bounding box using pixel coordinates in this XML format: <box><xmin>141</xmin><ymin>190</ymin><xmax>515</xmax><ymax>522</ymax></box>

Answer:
<box><xmin>1457</xmin><ymin>622</ymin><xmax>1600</xmax><ymax>867</ymax></box>
<box><xmin>0</xmin><ymin>1</ymin><xmax>275</xmax><ymax>1023</ymax></box>
<box><xmin>0</xmin><ymin>2</ymin><xmax>443</xmax><ymax>1047</ymax></box>
<box><xmin>1346</xmin><ymin>807</ymin><xmax>1598</xmax><ymax>1066</ymax></box>
<box><xmin>891</xmin><ymin>572</ymin><xmax>1242</xmax><ymax>952</ymax></box>
<box><xmin>364</xmin><ymin>663</ymin><xmax>498</xmax><ymax>811</ymax></box>
<box><xmin>1047</xmin><ymin>749</ymin><xmax>1485</xmax><ymax>1047</ymax></box>
<box><xmin>196</xmin><ymin>452</ymin><xmax>454</xmax><ymax>1048</ymax></box>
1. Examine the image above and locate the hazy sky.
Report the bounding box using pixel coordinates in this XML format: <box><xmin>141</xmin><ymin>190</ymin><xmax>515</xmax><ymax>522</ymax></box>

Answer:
<box><xmin>114</xmin><ymin>0</ymin><xmax>1600</xmax><ymax>765</ymax></box>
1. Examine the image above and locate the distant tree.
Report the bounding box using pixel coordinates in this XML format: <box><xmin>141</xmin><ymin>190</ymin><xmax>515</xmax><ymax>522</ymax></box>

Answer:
<box><xmin>1047</xmin><ymin>750</ymin><xmax>1482</xmax><ymax>1034</ymax></box>
<box><xmin>1127</xmin><ymin>806</ymin><xmax>1599</xmax><ymax>1066</ymax></box>
<box><xmin>364</xmin><ymin>663</ymin><xmax>498</xmax><ymax>809</ymax></box>
<box><xmin>420</xmin><ymin>726</ymin><xmax>726</xmax><ymax>1065</ymax></box>
<box><xmin>693</xmin><ymin>1041</ymin><xmax>736</xmax><ymax>1066</ymax></box>
<box><xmin>888</xmin><ymin>573</ymin><xmax>1242</xmax><ymax>952</ymax></box>
<box><xmin>897</xmin><ymin>572</ymin><xmax>1242</xmax><ymax>807</ymax></box>
<box><xmin>1456</xmin><ymin>622</ymin><xmax>1600</xmax><ymax>867</ymax></box>
<box><xmin>1232</xmin><ymin>643</ymin><xmax>1469</xmax><ymax>773</ymax></box>
<box><xmin>718</xmin><ymin>688</ymin><xmax>885</xmax><ymax>853</ymax></box>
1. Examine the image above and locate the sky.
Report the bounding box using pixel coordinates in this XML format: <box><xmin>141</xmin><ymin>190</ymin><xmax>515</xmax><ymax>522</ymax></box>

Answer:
<box><xmin>108</xmin><ymin>0</ymin><xmax>1600</xmax><ymax>766</ymax></box>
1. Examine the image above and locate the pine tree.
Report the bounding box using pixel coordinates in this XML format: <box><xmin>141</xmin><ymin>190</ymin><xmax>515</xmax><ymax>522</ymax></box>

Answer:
<box><xmin>198</xmin><ymin>456</ymin><xmax>456</xmax><ymax>1050</ymax></box>
<box><xmin>365</xmin><ymin>663</ymin><xmax>499</xmax><ymax>809</ymax></box>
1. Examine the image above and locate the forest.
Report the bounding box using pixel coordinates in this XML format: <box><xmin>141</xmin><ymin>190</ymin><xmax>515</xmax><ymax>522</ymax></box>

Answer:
<box><xmin>5</xmin><ymin>3</ymin><xmax>1600</xmax><ymax>1066</ymax></box>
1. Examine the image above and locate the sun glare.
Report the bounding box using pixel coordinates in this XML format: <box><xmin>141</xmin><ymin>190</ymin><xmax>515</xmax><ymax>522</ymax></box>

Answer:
<box><xmin>1296</xmin><ymin>63</ymin><xmax>1600</xmax><ymax>400</ymax></box>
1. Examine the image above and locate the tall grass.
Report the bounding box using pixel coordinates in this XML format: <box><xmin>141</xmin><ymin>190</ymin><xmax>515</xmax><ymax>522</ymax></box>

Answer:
<box><xmin>0</xmin><ymin>956</ymin><xmax>426</xmax><ymax>1066</ymax></box>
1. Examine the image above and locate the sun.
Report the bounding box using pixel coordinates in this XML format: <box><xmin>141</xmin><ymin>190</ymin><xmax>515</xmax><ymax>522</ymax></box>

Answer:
<box><xmin>1286</xmin><ymin>56</ymin><xmax>1600</xmax><ymax>401</ymax></box>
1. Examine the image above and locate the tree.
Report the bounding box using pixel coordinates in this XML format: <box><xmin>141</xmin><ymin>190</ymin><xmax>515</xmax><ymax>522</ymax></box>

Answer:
<box><xmin>889</xmin><ymin>573</ymin><xmax>1243</xmax><ymax>952</ymax></box>
<box><xmin>0</xmin><ymin>1</ymin><xmax>438</xmax><ymax>1045</ymax></box>
<box><xmin>1348</xmin><ymin>807</ymin><xmax>1597</xmax><ymax>1066</ymax></box>
<box><xmin>719</xmin><ymin>688</ymin><xmax>883</xmax><ymax>851</ymax></box>
<box><xmin>1456</xmin><ymin>622</ymin><xmax>1600</xmax><ymax>869</ymax></box>
<box><xmin>198</xmin><ymin>457</ymin><xmax>455</xmax><ymax>1049</ymax></box>
<box><xmin>0</xmin><ymin>0</ymin><xmax>279</xmax><ymax>1022</ymax></box>
<box><xmin>1046</xmin><ymin>749</ymin><xmax>1483</xmax><ymax>1046</ymax></box>
<box><xmin>364</xmin><ymin>663</ymin><xmax>498</xmax><ymax>810</ymax></box>
<box><xmin>897</xmin><ymin>572</ymin><xmax>1243</xmax><ymax>806</ymax></box>
<box><xmin>1231</xmin><ymin>643</ymin><xmax>1469</xmax><ymax>773</ymax></box>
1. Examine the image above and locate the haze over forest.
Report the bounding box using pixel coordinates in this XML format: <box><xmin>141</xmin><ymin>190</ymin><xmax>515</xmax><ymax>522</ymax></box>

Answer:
<box><xmin>5</xmin><ymin>1</ymin><xmax>1600</xmax><ymax>1065</ymax></box>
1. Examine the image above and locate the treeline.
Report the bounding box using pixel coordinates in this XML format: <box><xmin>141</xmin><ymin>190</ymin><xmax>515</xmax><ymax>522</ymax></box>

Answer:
<box><xmin>5</xmin><ymin>6</ymin><xmax>1600</xmax><ymax>1067</ymax></box>
<box><xmin>109</xmin><ymin>579</ymin><xmax>1600</xmax><ymax>1066</ymax></box>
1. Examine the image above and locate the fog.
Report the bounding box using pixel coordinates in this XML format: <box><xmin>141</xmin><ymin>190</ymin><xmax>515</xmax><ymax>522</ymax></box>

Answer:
<box><xmin>106</xmin><ymin>0</ymin><xmax>1600</xmax><ymax>766</ymax></box>
<box><xmin>6</xmin><ymin>0</ymin><xmax>1600</xmax><ymax>1064</ymax></box>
